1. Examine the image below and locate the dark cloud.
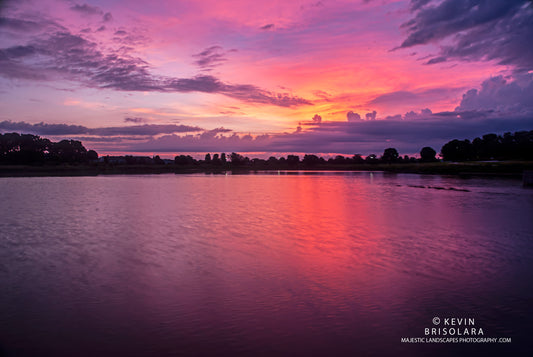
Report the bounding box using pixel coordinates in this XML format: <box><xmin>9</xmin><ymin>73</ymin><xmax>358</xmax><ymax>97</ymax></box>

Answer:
<box><xmin>218</xmin><ymin>82</ymin><xmax>311</xmax><ymax>107</ymax></box>
<box><xmin>0</xmin><ymin>29</ymin><xmax>310</xmax><ymax>107</ymax></box>
<box><xmin>89</xmin><ymin>124</ymin><xmax>203</xmax><ymax>136</ymax></box>
<box><xmin>368</xmin><ymin>87</ymin><xmax>464</xmax><ymax>107</ymax></box>
<box><xmin>399</xmin><ymin>0</ymin><xmax>533</xmax><ymax>72</ymax></box>
<box><xmin>124</xmin><ymin>117</ymin><xmax>146</xmax><ymax>123</ymax></box>
<box><xmin>260</xmin><ymin>24</ymin><xmax>274</xmax><ymax>30</ymax></box>
<box><xmin>70</xmin><ymin>4</ymin><xmax>104</xmax><ymax>16</ymax></box>
<box><xmin>112</xmin><ymin>30</ymin><xmax>150</xmax><ymax>46</ymax></box>
<box><xmin>369</xmin><ymin>91</ymin><xmax>417</xmax><ymax>106</ymax></box>
<box><xmin>312</xmin><ymin>114</ymin><xmax>322</xmax><ymax>123</ymax></box>
<box><xmin>384</xmin><ymin>108</ymin><xmax>433</xmax><ymax>121</ymax></box>
<box><xmin>404</xmin><ymin>108</ymin><xmax>432</xmax><ymax>120</ymax></box>
<box><xmin>73</xmin><ymin>136</ymin><xmax>149</xmax><ymax>143</ymax></box>
<box><xmin>1</xmin><ymin>45</ymin><xmax>36</xmax><ymax>58</ymax></box>
<box><xmin>0</xmin><ymin>17</ymin><xmax>43</xmax><ymax>32</ymax></box>
<box><xmin>0</xmin><ymin>16</ymin><xmax>65</xmax><ymax>33</ymax></box>
<box><xmin>409</xmin><ymin>0</ymin><xmax>432</xmax><ymax>11</ymax></box>
<box><xmin>365</xmin><ymin>111</ymin><xmax>377</xmax><ymax>120</ymax></box>
<box><xmin>0</xmin><ymin>44</ymin><xmax>46</xmax><ymax>79</ymax></box>
<box><xmin>192</xmin><ymin>45</ymin><xmax>227</xmax><ymax>70</ymax></box>
<box><xmin>126</xmin><ymin>116</ymin><xmax>533</xmax><ymax>155</ymax></box>
<box><xmin>347</xmin><ymin>111</ymin><xmax>362</xmax><ymax>122</ymax></box>
<box><xmin>103</xmin><ymin>12</ymin><xmax>113</xmax><ymax>22</ymax></box>
<box><xmin>425</xmin><ymin>56</ymin><xmax>446</xmax><ymax>65</ymax></box>
<box><xmin>6</xmin><ymin>114</ymin><xmax>533</xmax><ymax>156</ymax></box>
<box><xmin>134</xmin><ymin>131</ymin><xmax>271</xmax><ymax>153</ymax></box>
<box><xmin>384</xmin><ymin>114</ymin><xmax>402</xmax><ymax>121</ymax></box>
<box><xmin>0</xmin><ymin>121</ymin><xmax>203</xmax><ymax>136</ymax></box>
<box><xmin>455</xmin><ymin>74</ymin><xmax>533</xmax><ymax>115</ymax></box>
<box><xmin>0</xmin><ymin>121</ymin><xmax>88</xmax><ymax>135</ymax></box>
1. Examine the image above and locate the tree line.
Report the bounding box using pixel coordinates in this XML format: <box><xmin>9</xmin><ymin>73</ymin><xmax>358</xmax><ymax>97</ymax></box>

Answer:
<box><xmin>1</xmin><ymin>130</ymin><xmax>532</xmax><ymax>167</ymax></box>
<box><xmin>0</xmin><ymin>133</ymin><xmax>97</xmax><ymax>164</ymax></box>
<box><xmin>176</xmin><ymin>147</ymin><xmax>437</xmax><ymax>169</ymax></box>
<box><xmin>440</xmin><ymin>131</ymin><xmax>533</xmax><ymax>161</ymax></box>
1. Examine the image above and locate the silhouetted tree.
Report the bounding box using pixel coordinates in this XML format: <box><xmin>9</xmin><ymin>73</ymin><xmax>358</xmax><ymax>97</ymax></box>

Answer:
<box><xmin>441</xmin><ymin>131</ymin><xmax>533</xmax><ymax>161</ymax></box>
<box><xmin>49</xmin><ymin>139</ymin><xmax>88</xmax><ymax>163</ymax></box>
<box><xmin>287</xmin><ymin>155</ymin><xmax>300</xmax><ymax>168</ymax></box>
<box><xmin>267</xmin><ymin>156</ymin><xmax>278</xmax><ymax>167</ymax></box>
<box><xmin>221</xmin><ymin>153</ymin><xmax>226</xmax><ymax>164</ymax></box>
<box><xmin>204</xmin><ymin>153</ymin><xmax>211</xmax><ymax>163</ymax></box>
<box><xmin>212</xmin><ymin>153</ymin><xmax>221</xmax><ymax>165</ymax></box>
<box><xmin>353</xmin><ymin>154</ymin><xmax>364</xmax><ymax>164</ymax></box>
<box><xmin>303</xmin><ymin>154</ymin><xmax>320</xmax><ymax>167</ymax></box>
<box><xmin>472</xmin><ymin>133</ymin><xmax>500</xmax><ymax>160</ymax></box>
<box><xmin>87</xmin><ymin>150</ymin><xmax>98</xmax><ymax>161</ymax></box>
<box><xmin>332</xmin><ymin>155</ymin><xmax>346</xmax><ymax>165</ymax></box>
<box><xmin>0</xmin><ymin>133</ymin><xmax>53</xmax><ymax>164</ymax></box>
<box><xmin>230</xmin><ymin>152</ymin><xmax>246</xmax><ymax>167</ymax></box>
<box><xmin>441</xmin><ymin>139</ymin><xmax>474</xmax><ymax>161</ymax></box>
<box><xmin>252</xmin><ymin>158</ymin><xmax>266</xmax><ymax>168</ymax></box>
<box><xmin>515</xmin><ymin>131</ymin><xmax>533</xmax><ymax>160</ymax></box>
<box><xmin>381</xmin><ymin>148</ymin><xmax>399</xmax><ymax>163</ymax></box>
<box><xmin>366</xmin><ymin>154</ymin><xmax>378</xmax><ymax>164</ymax></box>
<box><xmin>175</xmin><ymin>155</ymin><xmax>195</xmax><ymax>165</ymax></box>
<box><xmin>420</xmin><ymin>147</ymin><xmax>437</xmax><ymax>162</ymax></box>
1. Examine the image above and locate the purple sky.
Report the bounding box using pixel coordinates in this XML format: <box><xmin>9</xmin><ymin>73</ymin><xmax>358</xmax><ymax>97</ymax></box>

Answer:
<box><xmin>1</xmin><ymin>0</ymin><xmax>532</xmax><ymax>157</ymax></box>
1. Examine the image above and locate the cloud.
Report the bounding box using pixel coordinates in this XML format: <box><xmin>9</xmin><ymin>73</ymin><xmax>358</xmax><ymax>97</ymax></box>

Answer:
<box><xmin>347</xmin><ymin>111</ymin><xmax>361</xmax><ymax>122</ymax></box>
<box><xmin>365</xmin><ymin>111</ymin><xmax>377</xmax><ymax>120</ymax></box>
<box><xmin>368</xmin><ymin>87</ymin><xmax>462</xmax><ymax>107</ymax></box>
<box><xmin>89</xmin><ymin>124</ymin><xmax>203</xmax><ymax>136</ymax></box>
<box><xmin>70</xmin><ymin>4</ymin><xmax>104</xmax><ymax>16</ymax></box>
<box><xmin>403</xmin><ymin>108</ymin><xmax>432</xmax><ymax>120</ymax></box>
<box><xmin>312</xmin><ymin>114</ymin><xmax>322</xmax><ymax>123</ymax></box>
<box><xmin>0</xmin><ymin>30</ymin><xmax>311</xmax><ymax>107</ymax></box>
<box><xmin>399</xmin><ymin>0</ymin><xmax>533</xmax><ymax>72</ymax></box>
<box><xmin>384</xmin><ymin>114</ymin><xmax>402</xmax><ymax>121</ymax></box>
<box><xmin>260</xmin><ymin>24</ymin><xmax>274</xmax><ymax>30</ymax></box>
<box><xmin>121</xmin><ymin>115</ymin><xmax>533</xmax><ymax>155</ymax></box>
<box><xmin>112</xmin><ymin>29</ymin><xmax>150</xmax><ymax>46</ymax></box>
<box><xmin>455</xmin><ymin>74</ymin><xmax>533</xmax><ymax>115</ymax></box>
<box><xmin>1</xmin><ymin>45</ymin><xmax>36</xmax><ymax>58</ymax></box>
<box><xmin>103</xmin><ymin>13</ymin><xmax>113</xmax><ymax>22</ymax></box>
<box><xmin>313</xmin><ymin>90</ymin><xmax>332</xmax><ymax>101</ymax></box>
<box><xmin>409</xmin><ymin>0</ymin><xmax>432</xmax><ymax>11</ymax></box>
<box><xmin>369</xmin><ymin>91</ymin><xmax>417</xmax><ymax>106</ymax></box>
<box><xmin>0</xmin><ymin>16</ymin><xmax>64</xmax><ymax>33</ymax></box>
<box><xmin>6</xmin><ymin>114</ymin><xmax>533</xmax><ymax>156</ymax></box>
<box><xmin>192</xmin><ymin>45</ymin><xmax>227</xmax><ymax>70</ymax></box>
<box><xmin>0</xmin><ymin>17</ymin><xmax>45</xmax><ymax>32</ymax></box>
<box><xmin>124</xmin><ymin>117</ymin><xmax>146</xmax><ymax>123</ymax></box>
<box><xmin>0</xmin><ymin>121</ymin><xmax>203</xmax><ymax>136</ymax></box>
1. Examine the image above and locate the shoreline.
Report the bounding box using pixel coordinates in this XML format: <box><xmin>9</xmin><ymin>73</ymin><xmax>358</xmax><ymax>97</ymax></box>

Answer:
<box><xmin>1</xmin><ymin>161</ymin><xmax>532</xmax><ymax>178</ymax></box>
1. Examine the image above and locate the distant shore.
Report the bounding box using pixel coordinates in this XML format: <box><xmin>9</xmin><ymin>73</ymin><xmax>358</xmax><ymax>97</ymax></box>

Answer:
<box><xmin>1</xmin><ymin>161</ymin><xmax>532</xmax><ymax>178</ymax></box>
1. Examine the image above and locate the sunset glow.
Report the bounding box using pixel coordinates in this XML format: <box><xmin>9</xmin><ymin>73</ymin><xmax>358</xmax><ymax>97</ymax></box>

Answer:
<box><xmin>1</xmin><ymin>0</ymin><xmax>532</xmax><ymax>156</ymax></box>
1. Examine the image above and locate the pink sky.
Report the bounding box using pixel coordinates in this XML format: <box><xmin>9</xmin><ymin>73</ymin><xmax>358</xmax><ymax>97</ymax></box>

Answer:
<box><xmin>1</xmin><ymin>0</ymin><xmax>532</xmax><ymax>157</ymax></box>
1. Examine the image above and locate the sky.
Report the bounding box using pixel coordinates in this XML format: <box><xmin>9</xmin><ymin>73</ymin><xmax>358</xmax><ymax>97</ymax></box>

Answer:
<box><xmin>1</xmin><ymin>0</ymin><xmax>532</xmax><ymax>158</ymax></box>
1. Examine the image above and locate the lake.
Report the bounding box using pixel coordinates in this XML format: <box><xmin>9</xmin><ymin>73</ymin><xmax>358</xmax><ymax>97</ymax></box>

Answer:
<box><xmin>0</xmin><ymin>172</ymin><xmax>532</xmax><ymax>356</ymax></box>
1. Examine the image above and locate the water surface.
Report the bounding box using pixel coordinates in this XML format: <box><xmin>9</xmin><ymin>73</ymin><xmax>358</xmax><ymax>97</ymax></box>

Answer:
<box><xmin>0</xmin><ymin>172</ymin><xmax>532</xmax><ymax>356</ymax></box>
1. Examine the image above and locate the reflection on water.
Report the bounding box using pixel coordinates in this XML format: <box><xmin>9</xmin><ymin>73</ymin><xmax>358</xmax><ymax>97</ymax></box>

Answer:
<box><xmin>0</xmin><ymin>172</ymin><xmax>532</xmax><ymax>356</ymax></box>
